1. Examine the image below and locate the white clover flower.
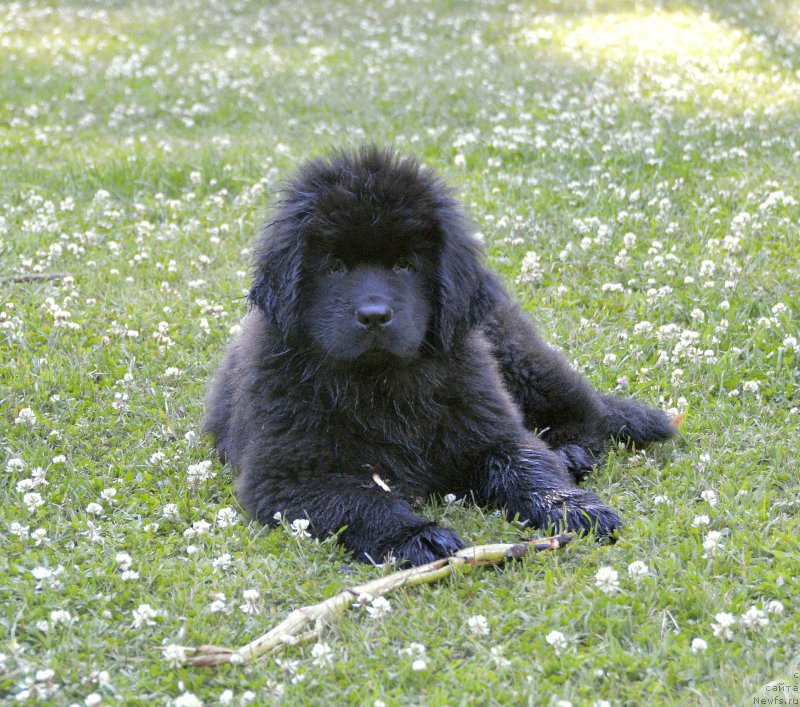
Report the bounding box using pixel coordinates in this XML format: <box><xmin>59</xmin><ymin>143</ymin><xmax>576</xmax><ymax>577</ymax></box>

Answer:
<box><xmin>518</xmin><ymin>250</ymin><xmax>542</xmax><ymax>284</ymax></box>
<box><xmin>290</xmin><ymin>518</ymin><xmax>311</xmax><ymax>538</ymax></box>
<box><xmin>767</xmin><ymin>600</ymin><xmax>784</xmax><ymax>615</ymax></box>
<box><xmin>32</xmin><ymin>528</ymin><xmax>47</xmax><ymax>545</ymax></box>
<box><xmin>311</xmin><ymin>642</ymin><xmax>334</xmax><ymax>667</ymax></box>
<box><xmin>215</xmin><ymin>507</ymin><xmax>239</xmax><ymax>528</ymax></box>
<box><xmin>743</xmin><ymin>380</ymin><xmax>760</xmax><ymax>393</ymax></box>
<box><xmin>90</xmin><ymin>669</ymin><xmax>111</xmax><ymax>687</ymax></box>
<box><xmin>186</xmin><ymin>460</ymin><xmax>215</xmax><ymax>487</ymax></box>
<box><xmin>627</xmin><ymin>560</ymin><xmax>650</xmax><ymax>583</ymax></box>
<box><xmin>86</xmin><ymin>502</ymin><xmax>103</xmax><ymax>516</ymax></box>
<box><xmin>193</xmin><ymin>519</ymin><xmax>211</xmax><ymax>535</ymax></box>
<box><xmin>594</xmin><ymin>566</ymin><xmax>620</xmax><ymax>593</ymax></box>
<box><xmin>49</xmin><ymin>609</ymin><xmax>73</xmax><ymax>625</ymax></box>
<box><xmin>366</xmin><ymin>596</ymin><xmax>392</xmax><ymax>619</ymax></box>
<box><xmin>132</xmin><ymin>604</ymin><xmax>158</xmax><ymax>629</ymax></box>
<box><xmin>83</xmin><ymin>521</ymin><xmax>103</xmax><ymax>544</ymax></box>
<box><xmin>172</xmin><ymin>691</ymin><xmax>202</xmax><ymax>707</ymax></box>
<box><xmin>100</xmin><ymin>487</ymin><xmax>117</xmax><ymax>502</ymax></box>
<box><xmin>162</xmin><ymin>644</ymin><xmax>187</xmax><ymax>667</ymax></box>
<box><xmin>239</xmin><ymin>589</ymin><xmax>260</xmax><ymax>615</ymax></box>
<box><xmin>653</xmin><ymin>494</ymin><xmax>670</xmax><ymax>506</ymax></box>
<box><xmin>690</xmin><ymin>637</ymin><xmax>708</xmax><ymax>653</ymax></box>
<box><xmin>712</xmin><ymin>612</ymin><xmax>736</xmax><ymax>639</ymax></box>
<box><xmin>411</xmin><ymin>659</ymin><xmax>427</xmax><ymax>671</ymax></box>
<box><xmin>15</xmin><ymin>407</ymin><xmax>37</xmax><ymax>426</ymax></box>
<box><xmin>32</xmin><ymin>566</ymin><xmax>52</xmax><ymax>580</ymax></box>
<box><xmin>207</xmin><ymin>597</ymin><xmax>227</xmax><ymax>614</ymax></box>
<box><xmin>352</xmin><ymin>592</ymin><xmax>374</xmax><ymax>608</ymax></box>
<box><xmin>121</xmin><ymin>570</ymin><xmax>140</xmax><ymax>581</ymax></box>
<box><xmin>23</xmin><ymin>492</ymin><xmax>45</xmax><ymax>512</ymax></box>
<box><xmin>700</xmin><ymin>489</ymin><xmax>718</xmax><ymax>506</ymax></box>
<box><xmin>85</xmin><ymin>692</ymin><xmax>103</xmax><ymax>706</ymax></box>
<box><xmin>443</xmin><ymin>493</ymin><xmax>457</xmax><ymax>504</ymax></box>
<box><xmin>467</xmin><ymin>614</ymin><xmax>490</xmax><ymax>635</ymax></box>
<box><xmin>740</xmin><ymin>606</ymin><xmax>768</xmax><ymax>632</ymax></box>
<box><xmin>162</xmin><ymin>503</ymin><xmax>179</xmax><ymax>518</ymax></box>
<box><xmin>115</xmin><ymin>552</ymin><xmax>133</xmax><ymax>570</ymax></box>
<box><xmin>703</xmin><ymin>530</ymin><xmax>724</xmax><ymax>556</ymax></box>
<box><xmin>399</xmin><ymin>642</ymin><xmax>426</xmax><ymax>656</ymax></box>
<box><xmin>10</xmin><ymin>522</ymin><xmax>29</xmax><ymax>538</ymax></box>
<box><xmin>240</xmin><ymin>691</ymin><xmax>256</xmax><ymax>704</ymax></box>
<box><xmin>150</xmin><ymin>451</ymin><xmax>167</xmax><ymax>466</ymax></box>
<box><xmin>699</xmin><ymin>259</ymin><xmax>715</xmax><ymax>277</ymax></box>
<box><xmin>692</xmin><ymin>515</ymin><xmax>710</xmax><ymax>527</ymax></box>
<box><xmin>16</xmin><ymin>479</ymin><xmax>35</xmax><ymax>493</ymax></box>
<box><xmin>211</xmin><ymin>553</ymin><xmax>232</xmax><ymax>572</ymax></box>
<box><xmin>218</xmin><ymin>689</ymin><xmax>234</xmax><ymax>706</ymax></box>
<box><xmin>545</xmin><ymin>630</ymin><xmax>567</xmax><ymax>655</ymax></box>
<box><xmin>6</xmin><ymin>457</ymin><xmax>25</xmax><ymax>473</ymax></box>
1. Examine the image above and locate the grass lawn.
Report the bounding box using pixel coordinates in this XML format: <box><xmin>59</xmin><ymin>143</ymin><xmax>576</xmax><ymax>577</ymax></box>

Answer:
<box><xmin>2</xmin><ymin>0</ymin><xmax>799</xmax><ymax>704</ymax></box>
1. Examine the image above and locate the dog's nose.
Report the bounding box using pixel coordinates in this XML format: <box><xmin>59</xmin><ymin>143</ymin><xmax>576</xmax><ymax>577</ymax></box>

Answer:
<box><xmin>355</xmin><ymin>302</ymin><xmax>393</xmax><ymax>329</ymax></box>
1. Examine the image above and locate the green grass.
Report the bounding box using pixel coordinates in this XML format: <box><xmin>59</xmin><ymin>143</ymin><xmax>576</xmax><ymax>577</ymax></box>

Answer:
<box><xmin>1</xmin><ymin>0</ymin><xmax>799</xmax><ymax>704</ymax></box>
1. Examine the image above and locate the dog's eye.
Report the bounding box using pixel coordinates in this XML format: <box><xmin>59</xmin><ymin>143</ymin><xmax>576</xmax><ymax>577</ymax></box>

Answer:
<box><xmin>326</xmin><ymin>258</ymin><xmax>347</xmax><ymax>274</ymax></box>
<box><xmin>393</xmin><ymin>257</ymin><xmax>415</xmax><ymax>273</ymax></box>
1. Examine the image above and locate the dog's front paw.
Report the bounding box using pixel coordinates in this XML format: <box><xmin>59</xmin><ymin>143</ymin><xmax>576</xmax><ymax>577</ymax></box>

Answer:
<box><xmin>544</xmin><ymin>489</ymin><xmax>622</xmax><ymax>542</ymax></box>
<box><xmin>392</xmin><ymin>524</ymin><xmax>465</xmax><ymax>566</ymax></box>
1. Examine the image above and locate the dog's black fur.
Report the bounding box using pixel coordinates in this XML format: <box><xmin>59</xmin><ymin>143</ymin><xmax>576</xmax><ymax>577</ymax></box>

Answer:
<box><xmin>205</xmin><ymin>146</ymin><xmax>676</xmax><ymax>566</ymax></box>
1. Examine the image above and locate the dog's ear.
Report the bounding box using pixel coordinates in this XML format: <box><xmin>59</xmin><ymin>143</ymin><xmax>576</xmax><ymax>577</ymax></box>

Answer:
<box><xmin>433</xmin><ymin>205</ymin><xmax>501</xmax><ymax>350</ymax></box>
<box><xmin>249</xmin><ymin>219</ymin><xmax>304</xmax><ymax>342</ymax></box>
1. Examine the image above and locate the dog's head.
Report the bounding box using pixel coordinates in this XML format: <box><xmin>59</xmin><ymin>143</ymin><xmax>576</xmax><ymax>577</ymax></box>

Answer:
<box><xmin>250</xmin><ymin>145</ymin><xmax>498</xmax><ymax>367</ymax></box>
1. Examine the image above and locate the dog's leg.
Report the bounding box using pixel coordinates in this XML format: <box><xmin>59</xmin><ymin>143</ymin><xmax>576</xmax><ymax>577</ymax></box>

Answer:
<box><xmin>483</xmin><ymin>302</ymin><xmax>675</xmax><ymax>479</ymax></box>
<box><xmin>239</xmin><ymin>472</ymin><xmax>464</xmax><ymax>566</ymax></box>
<box><xmin>473</xmin><ymin>444</ymin><xmax>622</xmax><ymax>540</ymax></box>
<box><xmin>601</xmin><ymin>394</ymin><xmax>677</xmax><ymax>446</ymax></box>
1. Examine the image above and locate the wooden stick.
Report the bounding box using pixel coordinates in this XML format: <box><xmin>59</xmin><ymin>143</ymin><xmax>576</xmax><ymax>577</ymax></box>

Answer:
<box><xmin>183</xmin><ymin>533</ymin><xmax>572</xmax><ymax>667</ymax></box>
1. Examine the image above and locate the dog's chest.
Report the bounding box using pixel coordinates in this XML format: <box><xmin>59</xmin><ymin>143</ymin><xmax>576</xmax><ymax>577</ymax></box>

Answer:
<box><xmin>321</xmin><ymin>382</ymin><xmax>477</xmax><ymax>493</ymax></box>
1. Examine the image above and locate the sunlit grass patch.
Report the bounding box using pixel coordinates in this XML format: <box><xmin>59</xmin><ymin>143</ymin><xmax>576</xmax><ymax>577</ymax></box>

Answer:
<box><xmin>518</xmin><ymin>7</ymin><xmax>800</xmax><ymax>115</ymax></box>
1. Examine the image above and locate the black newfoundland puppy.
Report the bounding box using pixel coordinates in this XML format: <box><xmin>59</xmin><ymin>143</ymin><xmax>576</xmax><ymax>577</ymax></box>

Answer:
<box><xmin>206</xmin><ymin>145</ymin><xmax>675</xmax><ymax>566</ymax></box>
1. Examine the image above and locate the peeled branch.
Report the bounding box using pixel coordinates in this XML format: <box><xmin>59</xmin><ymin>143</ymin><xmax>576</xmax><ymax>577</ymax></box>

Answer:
<box><xmin>181</xmin><ymin>533</ymin><xmax>572</xmax><ymax>668</ymax></box>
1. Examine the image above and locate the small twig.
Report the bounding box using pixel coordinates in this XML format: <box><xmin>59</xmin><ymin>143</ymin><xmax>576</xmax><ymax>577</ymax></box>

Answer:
<box><xmin>0</xmin><ymin>272</ymin><xmax>71</xmax><ymax>284</ymax></box>
<box><xmin>184</xmin><ymin>533</ymin><xmax>572</xmax><ymax>668</ymax></box>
